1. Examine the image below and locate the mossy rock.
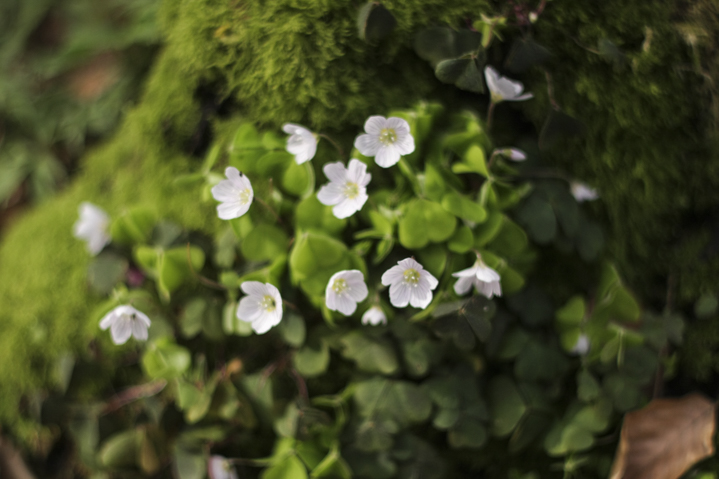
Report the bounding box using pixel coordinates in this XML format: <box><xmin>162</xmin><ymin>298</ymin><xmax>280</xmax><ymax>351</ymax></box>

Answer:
<box><xmin>2</xmin><ymin>0</ymin><xmax>719</xmax><ymax>435</ymax></box>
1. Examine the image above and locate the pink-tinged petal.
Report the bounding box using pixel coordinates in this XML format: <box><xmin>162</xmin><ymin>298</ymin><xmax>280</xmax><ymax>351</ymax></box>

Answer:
<box><xmin>323</xmin><ymin>162</ymin><xmax>347</xmax><ymax>183</ymax></box>
<box><xmin>389</xmin><ymin>282</ymin><xmax>411</xmax><ymax>308</ymax></box>
<box><xmin>131</xmin><ymin>319</ymin><xmax>149</xmax><ymax>341</ymax></box>
<box><xmin>364</xmin><ymin>116</ymin><xmax>387</xmax><ymax>135</ymax></box>
<box><xmin>111</xmin><ymin>319</ymin><xmax>132</xmax><ymax>345</ymax></box>
<box><xmin>381</xmin><ymin>264</ymin><xmax>406</xmax><ymax>286</ymax></box>
<box><xmin>237</xmin><ymin>297</ymin><xmax>263</xmax><ymax>322</ymax></box>
<box><xmin>347</xmin><ymin>159</ymin><xmax>368</xmax><ymax>184</ymax></box>
<box><xmin>241</xmin><ymin>281</ymin><xmax>267</xmax><ymax>297</ymax></box>
<box><xmin>317</xmin><ymin>183</ymin><xmax>345</xmax><ymax>206</ymax></box>
<box><xmin>409</xmin><ymin>288</ymin><xmax>433</xmax><ymax>309</ymax></box>
<box><xmin>354</xmin><ymin>134</ymin><xmax>381</xmax><ymax>157</ymax></box>
<box><xmin>375</xmin><ymin>146</ymin><xmax>401</xmax><ymax>168</ymax></box>
<box><xmin>454</xmin><ymin>276</ymin><xmax>474</xmax><ymax>295</ymax></box>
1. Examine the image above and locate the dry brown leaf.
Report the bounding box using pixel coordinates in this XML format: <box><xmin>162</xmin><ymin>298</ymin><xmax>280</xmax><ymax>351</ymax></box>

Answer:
<box><xmin>609</xmin><ymin>393</ymin><xmax>716</xmax><ymax>479</ymax></box>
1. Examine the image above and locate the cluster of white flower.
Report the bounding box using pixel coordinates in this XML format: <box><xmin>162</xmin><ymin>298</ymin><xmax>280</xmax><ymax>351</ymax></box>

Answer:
<box><xmin>75</xmin><ymin>111</ymin><xmax>511</xmax><ymax>343</ymax></box>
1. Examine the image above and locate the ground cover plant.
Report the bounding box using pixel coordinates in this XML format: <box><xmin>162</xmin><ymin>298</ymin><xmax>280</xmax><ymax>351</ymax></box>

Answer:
<box><xmin>1</xmin><ymin>1</ymin><xmax>719</xmax><ymax>478</ymax></box>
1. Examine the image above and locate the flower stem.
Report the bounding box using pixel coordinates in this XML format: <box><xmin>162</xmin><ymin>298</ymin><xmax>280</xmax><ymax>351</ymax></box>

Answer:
<box><xmin>398</xmin><ymin>158</ymin><xmax>422</xmax><ymax>196</ymax></box>
<box><xmin>486</xmin><ymin>102</ymin><xmax>496</xmax><ymax>129</ymax></box>
<box><xmin>255</xmin><ymin>197</ymin><xmax>282</xmax><ymax>224</ymax></box>
<box><xmin>319</xmin><ymin>133</ymin><xmax>345</xmax><ymax>158</ymax></box>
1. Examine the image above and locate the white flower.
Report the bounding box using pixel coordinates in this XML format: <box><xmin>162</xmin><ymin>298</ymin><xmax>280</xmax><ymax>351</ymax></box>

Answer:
<box><xmin>73</xmin><ymin>202</ymin><xmax>111</xmax><ymax>255</ymax></box>
<box><xmin>484</xmin><ymin>66</ymin><xmax>534</xmax><ymax>103</ymax></box>
<box><xmin>99</xmin><ymin>305</ymin><xmax>151</xmax><ymax>345</ymax></box>
<box><xmin>316</xmin><ymin>159</ymin><xmax>371</xmax><ymax>219</ymax></box>
<box><xmin>452</xmin><ymin>259</ymin><xmax>502</xmax><ymax>298</ymax></box>
<box><xmin>362</xmin><ymin>306</ymin><xmax>387</xmax><ymax>326</ymax></box>
<box><xmin>236</xmin><ymin>281</ymin><xmax>283</xmax><ymax>334</ymax></box>
<box><xmin>495</xmin><ymin>147</ymin><xmax>527</xmax><ymax>161</ymax></box>
<box><xmin>211</xmin><ymin>167</ymin><xmax>253</xmax><ymax>220</ymax></box>
<box><xmin>570</xmin><ymin>181</ymin><xmax>599</xmax><ymax>202</ymax></box>
<box><xmin>570</xmin><ymin>334</ymin><xmax>590</xmax><ymax>355</ymax></box>
<box><xmin>325</xmin><ymin>270</ymin><xmax>368</xmax><ymax>316</ymax></box>
<box><xmin>354</xmin><ymin>116</ymin><xmax>415</xmax><ymax>168</ymax></box>
<box><xmin>282</xmin><ymin>123</ymin><xmax>317</xmax><ymax>164</ymax></box>
<box><xmin>381</xmin><ymin>258</ymin><xmax>438</xmax><ymax>309</ymax></box>
<box><xmin>208</xmin><ymin>455</ymin><xmax>238</xmax><ymax>479</ymax></box>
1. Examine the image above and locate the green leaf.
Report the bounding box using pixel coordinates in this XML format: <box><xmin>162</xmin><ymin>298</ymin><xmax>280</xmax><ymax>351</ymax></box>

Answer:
<box><xmin>448</xmin><ymin>225</ymin><xmax>474</xmax><ymax>253</ymax></box>
<box><xmin>516</xmin><ymin>195</ymin><xmax>556</xmax><ymax>244</ymax></box>
<box><xmin>441</xmin><ymin>191</ymin><xmax>487</xmax><ymax>223</ymax></box>
<box><xmin>142</xmin><ymin>338</ymin><xmax>191</xmax><ymax>380</ymax></box>
<box><xmin>111</xmin><ymin>206</ymin><xmax>156</xmax><ymax>245</ymax></box>
<box><xmin>488</xmin><ymin>376</ymin><xmax>526</xmax><ymax>437</ymax></box>
<box><xmin>487</xmin><ymin>217</ymin><xmax>528</xmax><ymax>257</ymax></box>
<box><xmin>340</xmin><ymin>331</ymin><xmax>398</xmax><ymax>375</ymax></box>
<box><xmin>282</xmin><ymin>159</ymin><xmax>311</xmax><ymax>196</ymax></box>
<box><xmin>398</xmin><ymin>199</ymin><xmax>429</xmax><ymax>249</ymax></box>
<box><xmin>274</xmin><ymin>402</ymin><xmax>300</xmax><ymax>438</ymax></box>
<box><xmin>452</xmin><ymin>144</ymin><xmax>489</xmax><ymax>177</ymax></box>
<box><xmin>505</xmin><ymin>37</ymin><xmax>552</xmax><ymax>73</ymax></box>
<box><xmin>555</xmin><ymin>296</ymin><xmax>585</xmax><ymax>328</ymax></box>
<box><xmin>293</xmin><ymin>342</ymin><xmax>330</xmax><ymax>377</ymax></box>
<box><xmin>180</xmin><ymin>298</ymin><xmax>207</xmax><ymax>338</ymax></box>
<box><xmin>296</xmin><ymin>196</ymin><xmax>346</xmax><ymax>235</ymax></box>
<box><xmin>173</xmin><ymin>445</ymin><xmax>206</xmax><ymax>479</ymax></box>
<box><xmin>158</xmin><ymin>246</ymin><xmax>205</xmax><ymax>299</ymax></box>
<box><xmin>414</xmin><ymin>27</ymin><xmax>481</xmax><ymax>66</ymax></box>
<box><xmin>448</xmin><ymin>419</ymin><xmax>487</xmax><ymax>448</ymax></box>
<box><xmin>278</xmin><ymin>313</ymin><xmax>306</xmax><ymax>347</ymax></box>
<box><xmin>575</xmin><ymin>219</ymin><xmax>604</xmax><ymax>261</ymax></box>
<box><xmin>435</xmin><ymin>58</ymin><xmax>484</xmax><ymax>93</ymax></box>
<box><xmin>695</xmin><ymin>294</ymin><xmax>718</xmax><ymax>318</ymax></box>
<box><xmin>577</xmin><ymin>369</ymin><xmax>601</xmax><ymax>402</ymax></box>
<box><xmin>597</xmin><ymin>38</ymin><xmax>626</xmax><ymax>65</ymax></box>
<box><xmin>241</xmin><ymin>223</ymin><xmax>289</xmax><ymax>262</ymax></box>
<box><xmin>416</xmin><ymin>244</ymin><xmax>447</xmax><ymax>278</ymax></box>
<box><xmin>474</xmin><ymin>211</ymin><xmax>504</xmax><ymax>246</ymax></box>
<box><xmin>262</xmin><ymin>455</ymin><xmax>308</xmax><ymax>479</ymax></box>
<box><xmin>357</xmin><ymin>2</ymin><xmax>396</xmax><ymax>44</ymax></box>
<box><xmin>354</xmin><ymin>378</ymin><xmax>432</xmax><ymax>426</ymax></box>
<box><xmin>514</xmin><ymin>341</ymin><xmax>570</xmax><ymax>382</ymax></box>
<box><xmin>98</xmin><ymin>429</ymin><xmax>141</xmax><ymax>467</ymax></box>
<box><xmin>87</xmin><ymin>253</ymin><xmax>127</xmax><ymax>294</ymax></box>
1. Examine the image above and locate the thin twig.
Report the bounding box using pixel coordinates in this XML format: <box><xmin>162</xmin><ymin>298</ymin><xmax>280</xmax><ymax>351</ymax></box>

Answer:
<box><xmin>102</xmin><ymin>380</ymin><xmax>167</xmax><ymax>415</ymax></box>
<box><xmin>255</xmin><ymin>197</ymin><xmax>282</xmax><ymax>224</ymax></box>
<box><xmin>486</xmin><ymin>102</ymin><xmax>496</xmax><ymax>129</ymax></box>
<box><xmin>289</xmin><ymin>368</ymin><xmax>310</xmax><ymax>405</ymax></box>
<box><xmin>544</xmin><ymin>70</ymin><xmax>560</xmax><ymax>110</ymax></box>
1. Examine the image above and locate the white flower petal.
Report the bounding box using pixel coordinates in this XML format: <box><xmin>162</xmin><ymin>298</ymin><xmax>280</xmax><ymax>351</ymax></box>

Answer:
<box><xmin>237</xmin><ymin>296</ymin><xmax>263</xmax><ymax>323</ymax></box>
<box><xmin>506</xmin><ymin>92</ymin><xmax>534</xmax><ymax>101</ymax></box>
<box><xmin>238</xmin><ymin>282</ymin><xmax>283</xmax><ymax>333</ymax></box>
<box><xmin>364</xmin><ymin>116</ymin><xmax>387</xmax><ymax>135</ymax></box>
<box><xmin>99</xmin><ymin>305</ymin><xmax>151</xmax><ymax>345</ymax></box>
<box><xmin>323</xmin><ymin>162</ymin><xmax>347</xmax><ymax>183</ymax></box>
<box><xmin>73</xmin><ymin>202</ymin><xmax>111</xmax><ymax>255</ymax></box>
<box><xmin>99</xmin><ymin>310</ymin><xmax>117</xmax><ymax>330</ymax></box>
<box><xmin>347</xmin><ymin>159</ymin><xmax>368</xmax><ymax>184</ymax></box>
<box><xmin>110</xmin><ymin>318</ymin><xmax>132</xmax><ymax>345</ymax></box>
<box><xmin>317</xmin><ymin>183</ymin><xmax>345</xmax><ymax>206</ymax></box>
<box><xmin>354</xmin><ymin>134</ymin><xmax>381</xmax><ymax>157</ymax></box>
<box><xmin>283</xmin><ymin>124</ymin><xmax>317</xmax><ymax>164</ymax></box>
<box><xmin>484</xmin><ymin>66</ymin><xmax>532</xmax><ymax>103</ymax></box>
<box><xmin>474</xmin><ymin>264</ymin><xmax>500</xmax><ymax>282</ymax></box>
<box><xmin>332</xmin><ymin>199</ymin><xmax>358</xmax><ymax>219</ymax></box>
<box><xmin>409</xmin><ymin>288</ymin><xmax>433</xmax><ymax>309</ymax></box>
<box><xmin>131</xmin><ymin>319</ymin><xmax>149</xmax><ymax>341</ymax></box>
<box><xmin>375</xmin><ymin>146</ymin><xmax>401</xmax><ymax>168</ymax></box>
<box><xmin>454</xmin><ymin>276</ymin><xmax>474</xmax><ymax>295</ymax></box>
<box><xmin>362</xmin><ymin>306</ymin><xmax>387</xmax><ymax>326</ymax></box>
<box><xmin>217</xmin><ymin>202</ymin><xmax>250</xmax><ymax>220</ymax></box>
<box><xmin>389</xmin><ymin>282</ymin><xmax>412</xmax><ymax>308</ymax></box>
<box><xmin>571</xmin><ymin>182</ymin><xmax>599</xmax><ymax>202</ymax></box>
<box><xmin>381</xmin><ymin>264</ymin><xmax>406</xmax><ymax>286</ymax></box>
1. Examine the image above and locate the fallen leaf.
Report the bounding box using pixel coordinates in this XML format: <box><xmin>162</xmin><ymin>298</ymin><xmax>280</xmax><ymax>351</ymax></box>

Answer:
<box><xmin>609</xmin><ymin>393</ymin><xmax>716</xmax><ymax>479</ymax></box>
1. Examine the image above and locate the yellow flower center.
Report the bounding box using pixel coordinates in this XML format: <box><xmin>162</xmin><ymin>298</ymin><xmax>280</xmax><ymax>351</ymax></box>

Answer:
<box><xmin>403</xmin><ymin>268</ymin><xmax>420</xmax><ymax>285</ymax></box>
<box><xmin>332</xmin><ymin>278</ymin><xmax>348</xmax><ymax>294</ymax></box>
<box><xmin>343</xmin><ymin>182</ymin><xmax>359</xmax><ymax>199</ymax></box>
<box><xmin>379</xmin><ymin>128</ymin><xmax>397</xmax><ymax>146</ymax></box>
<box><xmin>260</xmin><ymin>295</ymin><xmax>276</xmax><ymax>312</ymax></box>
<box><xmin>239</xmin><ymin>189</ymin><xmax>252</xmax><ymax>205</ymax></box>
<box><xmin>490</xmin><ymin>92</ymin><xmax>504</xmax><ymax>104</ymax></box>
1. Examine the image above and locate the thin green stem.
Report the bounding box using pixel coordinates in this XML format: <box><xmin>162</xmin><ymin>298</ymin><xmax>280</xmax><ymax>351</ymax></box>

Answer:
<box><xmin>319</xmin><ymin>133</ymin><xmax>345</xmax><ymax>158</ymax></box>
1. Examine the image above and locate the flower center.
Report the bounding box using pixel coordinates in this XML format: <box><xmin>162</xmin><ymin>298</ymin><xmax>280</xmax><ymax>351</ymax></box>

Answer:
<box><xmin>260</xmin><ymin>295</ymin><xmax>276</xmax><ymax>312</ymax></box>
<box><xmin>403</xmin><ymin>268</ymin><xmax>420</xmax><ymax>285</ymax></box>
<box><xmin>490</xmin><ymin>92</ymin><xmax>504</xmax><ymax>103</ymax></box>
<box><xmin>332</xmin><ymin>278</ymin><xmax>348</xmax><ymax>294</ymax></box>
<box><xmin>239</xmin><ymin>189</ymin><xmax>252</xmax><ymax>205</ymax></box>
<box><xmin>379</xmin><ymin>128</ymin><xmax>397</xmax><ymax>146</ymax></box>
<box><xmin>343</xmin><ymin>182</ymin><xmax>359</xmax><ymax>199</ymax></box>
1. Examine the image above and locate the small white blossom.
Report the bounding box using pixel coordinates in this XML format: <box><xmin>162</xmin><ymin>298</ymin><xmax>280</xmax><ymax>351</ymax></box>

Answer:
<box><xmin>208</xmin><ymin>455</ymin><xmax>238</xmax><ymax>479</ymax></box>
<box><xmin>570</xmin><ymin>334</ymin><xmax>590</xmax><ymax>355</ymax></box>
<box><xmin>99</xmin><ymin>305</ymin><xmax>151</xmax><ymax>345</ymax></box>
<box><xmin>484</xmin><ymin>66</ymin><xmax>534</xmax><ymax>103</ymax></box>
<box><xmin>495</xmin><ymin>147</ymin><xmax>527</xmax><ymax>161</ymax></box>
<box><xmin>325</xmin><ymin>270</ymin><xmax>368</xmax><ymax>316</ymax></box>
<box><xmin>316</xmin><ymin>159</ymin><xmax>371</xmax><ymax>219</ymax></box>
<box><xmin>570</xmin><ymin>181</ymin><xmax>599</xmax><ymax>202</ymax></box>
<box><xmin>73</xmin><ymin>202</ymin><xmax>111</xmax><ymax>255</ymax></box>
<box><xmin>282</xmin><ymin>123</ymin><xmax>317</xmax><ymax>164</ymax></box>
<box><xmin>236</xmin><ymin>281</ymin><xmax>283</xmax><ymax>334</ymax></box>
<box><xmin>354</xmin><ymin>116</ymin><xmax>415</xmax><ymax>168</ymax></box>
<box><xmin>452</xmin><ymin>259</ymin><xmax>502</xmax><ymax>298</ymax></box>
<box><xmin>362</xmin><ymin>306</ymin><xmax>387</xmax><ymax>326</ymax></box>
<box><xmin>211</xmin><ymin>167</ymin><xmax>253</xmax><ymax>220</ymax></box>
<box><xmin>381</xmin><ymin>258</ymin><xmax>438</xmax><ymax>309</ymax></box>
